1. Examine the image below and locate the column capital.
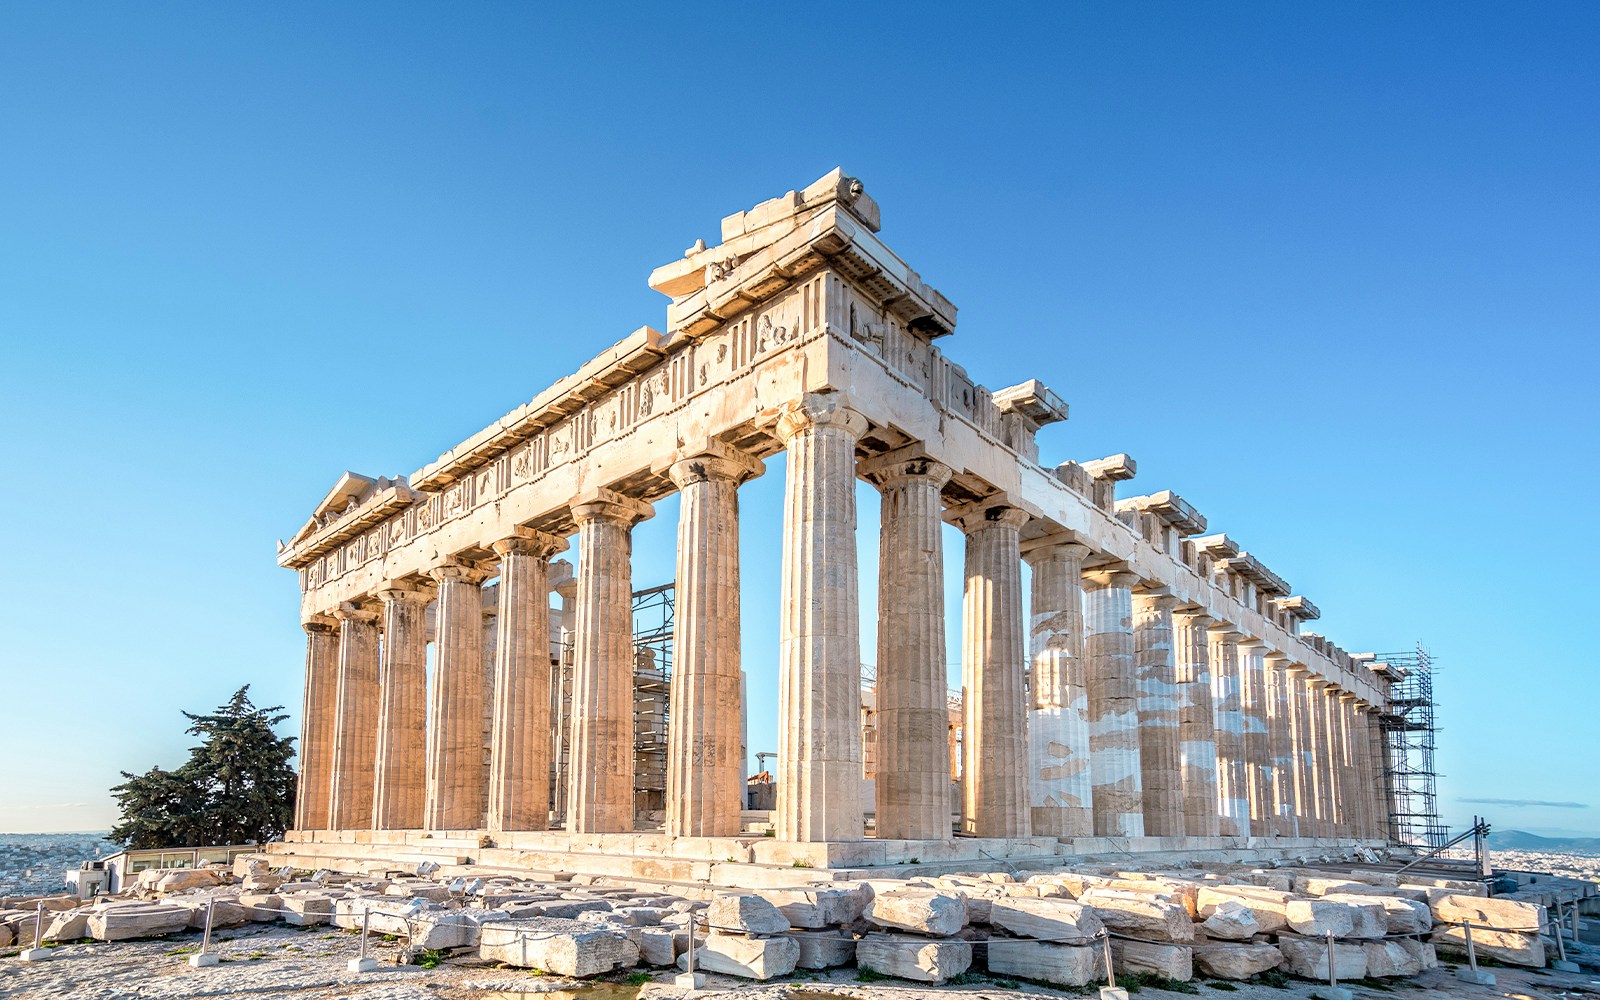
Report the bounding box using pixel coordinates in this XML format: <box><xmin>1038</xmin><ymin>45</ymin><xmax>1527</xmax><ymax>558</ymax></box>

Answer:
<box><xmin>1236</xmin><ymin>636</ymin><xmax>1269</xmax><ymax>652</ymax></box>
<box><xmin>666</xmin><ymin>445</ymin><xmax>765</xmax><ymax>489</ymax></box>
<box><xmin>1082</xmin><ymin>563</ymin><xmax>1140</xmax><ymax>590</ymax></box>
<box><xmin>774</xmin><ymin>393</ymin><xmax>868</xmax><ymax>443</ymax></box>
<box><xmin>571</xmin><ymin>488</ymin><xmax>653</xmax><ymax>526</ymax></box>
<box><xmin>1207</xmin><ymin>622</ymin><xmax>1244</xmax><ymax>640</ymax></box>
<box><xmin>492</xmin><ymin>527</ymin><xmax>570</xmax><ymax>559</ymax></box>
<box><xmin>1132</xmin><ymin>590</ymin><xmax>1179</xmax><ymax>611</ymax></box>
<box><xmin>857</xmin><ymin>444</ymin><xmax>953</xmax><ymax>490</ymax></box>
<box><xmin>429</xmin><ymin>559</ymin><xmax>492</xmax><ymax>586</ymax></box>
<box><xmin>375</xmin><ymin>580</ymin><xmax>435</xmax><ymax>606</ymax></box>
<box><xmin>333</xmin><ymin>602</ymin><xmax>380</xmax><ymax>624</ymax></box>
<box><xmin>947</xmin><ymin>500</ymin><xmax>1031</xmax><ymax>534</ymax></box>
<box><xmin>303</xmin><ymin>614</ymin><xmax>338</xmax><ymax>635</ymax></box>
<box><xmin>1172</xmin><ymin>609</ymin><xmax>1216</xmax><ymax>628</ymax></box>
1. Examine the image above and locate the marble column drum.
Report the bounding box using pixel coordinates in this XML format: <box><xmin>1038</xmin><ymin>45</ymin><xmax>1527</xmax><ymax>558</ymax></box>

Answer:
<box><xmin>1132</xmin><ymin>591</ymin><xmax>1183</xmax><ymax>837</ymax></box>
<box><xmin>1208</xmin><ymin>626</ymin><xmax>1250</xmax><ymax>837</ymax></box>
<box><xmin>864</xmin><ymin>453</ymin><xmax>953</xmax><ymax>842</ymax></box>
<box><xmin>1083</xmin><ymin>568</ymin><xmax>1145</xmax><ymax>838</ymax></box>
<box><xmin>1280</xmin><ymin>663</ymin><xmax>1313</xmax><ymax>839</ymax></box>
<box><xmin>426</xmin><ymin>563</ymin><xmax>489</xmax><ymax>831</ymax></box>
<box><xmin>958</xmin><ymin>503</ymin><xmax>1033</xmax><ymax>838</ymax></box>
<box><xmin>1172</xmin><ymin>611</ymin><xmax>1220</xmax><ymax>838</ymax></box>
<box><xmin>294</xmin><ymin>619</ymin><xmax>339</xmax><ymax>831</ymax></box>
<box><xmin>1264</xmin><ymin>654</ymin><xmax>1296</xmax><ymax>837</ymax></box>
<box><xmin>1317</xmin><ymin>683</ymin><xmax>1345</xmax><ymax>836</ymax></box>
<box><xmin>1303</xmin><ymin>677</ymin><xmax>1332</xmax><ymax>837</ymax></box>
<box><xmin>372</xmin><ymin>584</ymin><xmax>430</xmax><ymax>830</ymax></box>
<box><xmin>328</xmin><ymin>604</ymin><xmax>380</xmax><ymax>830</ymax></box>
<box><xmin>1365</xmin><ymin>706</ymin><xmax>1391</xmax><ymax>840</ymax></box>
<box><xmin>666</xmin><ymin>450</ymin><xmax>761</xmax><ymax>839</ymax></box>
<box><xmin>1022</xmin><ymin>539</ymin><xmax>1094</xmax><ymax>838</ymax></box>
<box><xmin>776</xmin><ymin>396</ymin><xmax>868</xmax><ymax>843</ymax></box>
<box><xmin>487</xmin><ymin>531</ymin><xmax>566</xmax><ymax>832</ymax></box>
<box><xmin>1236</xmin><ymin>640</ymin><xmax>1272</xmax><ymax>833</ymax></box>
<box><xmin>568</xmin><ymin>491</ymin><xmax>651</xmax><ymax>835</ymax></box>
<box><xmin>1340</xmin><ymin>694</ymin><xmax>1369</xmax><ymax>840</ymax></box>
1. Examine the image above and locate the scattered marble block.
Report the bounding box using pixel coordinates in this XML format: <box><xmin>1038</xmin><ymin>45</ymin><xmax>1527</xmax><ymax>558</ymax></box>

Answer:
<box><xmin>986</xmin><ymin>938</ymin><xmax>1100</xmax><ymax>986</ymax></box>
<box><xmin>1199</xmin><ymin>900</ymin><xmax>1260</xmax><ymax>941</ymax></box>
<box><xmin>1079</xmin><ymin>889</ymin><xmax>1195</xmax><ymax>943</ymax></box>
<box><xmin>988</xmin><ymin>897</ymin><xmax>1104</xmax><ymax>944</ymax></box>
<box><xmin>479</xmin><ymin>920</ymin><xmax>639</xmax><ymax>977</ymax></box>
<box><xmin>87</xmin><ymin>904</ymin><xmax>192</xmax><ymax>941</ymax></box>
<box><xmin>791</xmin><ymin>928</ymin><xmax>856</xmax><ymax>968</ymax></box>
<box><xmin>855</xmin><ymin>931</ymin><xmax>972</xmax><ymax>984</ymax></box>
<box><xmin>1193</xmin><ymin>942</ymin><xmax>1283</xmax><ymax>979</ymax></box>
<box><xmin>677</xmin><ymin>930</ymin><xmax>798</xmax><ymax>980</ymax></box>
<box><xmin>707</xmin><ymin>893</ymin><xmax>790</xmax><ymax>935</ymax></box>
<box><xmin>1112</xmin><ymin>939</ymin><xmax>1192</xmax><ymax>981</ymax></box>
<box><xmin>1279</xmin><ymin>935</ymin><xmax>1369</xmax><ymax>980</ymax></box>
<box><xmin>864</xmin><ymin>890</ymin><xmax>966</xmax><ymax>937</ymax></box>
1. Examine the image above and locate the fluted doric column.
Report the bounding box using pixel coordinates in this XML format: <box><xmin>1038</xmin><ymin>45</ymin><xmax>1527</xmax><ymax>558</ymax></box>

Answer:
<box><xmin>551</xmin><ymin>571</ymin><xmax>577</xmax><ymax>823</ymax></box>
<box><xmin>486</xmin><ymin>530</ymin><xmax>567</xmax><ymax>832</ymax></box>
<box><xmin>1365</xmin><ymin>705</ymin><xmax>1392</xmax><ymax>841</ymax></box>
<box><xmin>328</xmin><ymin>604</ymin><xmax>380</xmax><ymax>830</ymax></box>
<box><xmin>1173</xmin><ymin>611</ymin><xmax>1220</xmax><ymax>838</ymax></box>
<box><xmin>295</xmin><ymin>617</ymin><xmax>339</xmax><ymax>830</ymax></box>
<box><xmin>1316</xmin><ymin>681</ymin><xmax>1345</xmax><ymax>836</ymax></box>
<box><xmin>1339</xmin><ymin>693</ymin><xmax>1368</xmax><ymax>839</ymax></box>
<box><xmin>776</xmin><ymin>395</ymin><xmax>868</xmax><ymax>842</ymax></box>
<box><xmin>957</xmin><ymin>502</ymin><xmax>1032</xmax><ymax>838</ymax></box>
<box><xmin>1083</xmin><ymin>567</ymin><xmax>1145</xmax><ymax>837</ymax></box>
<box><xmin>1208</xmin><ymin>625</ymin><xmax>1250</xmax><ymax>837</ymax></box>
<box><xmin>1264</xmin><ymin>654</ymin><xmax>1297</xmax><ymax>837</ymax></box>
<box><xmin>568</xmin><ymin>490</ymin><xmax>652</xmax><ymax>835</ymax></box>
<box><xmin>863</xmin><ymin>450</ymin><xmax>953</xmax><ymax>842</ymax></box>
<box><xmin>666</xmin><ymin>448</ymin><xmax>762</xmax><ymax>838</ymax></box>
<box><xmin>1022</xmin><ymin>538</ymin><xmax>1094</xmax><ymax>837</ymax></box>
<box><xmin>1237</xmin><ymin>639</ymin><xmax>1271</xmax><ymax>833</ymax></box>
<box><xmin>1133</xmin><ymin>590</ymin><xmax>1182</xmax><ymax>837</ymax></box>
<box><xmin>372</xmin><ymin>583</ymin><xmax>431</xmax><ymax>830</ymax></box>
<box><xmin>1282</xmin><ymin>663</ymin><xmax>1313</xmax><ymax>839</ymax></box>
<box><xmin>1303</xmin><ymin>676</ymin><xmax>1332</xmax><ymax>837</ymax></box>
<box><xmin>426</xmin><ymin>562</ymin><xmax>490</xmax><ymax>830</ymax></box>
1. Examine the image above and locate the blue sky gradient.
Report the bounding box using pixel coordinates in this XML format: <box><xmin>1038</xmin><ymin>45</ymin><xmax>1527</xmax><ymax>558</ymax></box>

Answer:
<box><xmin>1</xmin><ymin>2</ymin><xmax>1595</xmax><ymax>837</ymax></box>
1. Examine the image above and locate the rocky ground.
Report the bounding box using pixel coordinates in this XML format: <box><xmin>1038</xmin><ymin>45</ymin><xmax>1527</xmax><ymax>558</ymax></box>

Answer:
<box><xmin>2</xmin><ymin>923</ymin><xmax>1598</xmax><ymax>1000</ymax></box>
<box><xmin>0</xmin><ymin>834</ymin><xmax>115</xmax><ymax>898</ymax></box>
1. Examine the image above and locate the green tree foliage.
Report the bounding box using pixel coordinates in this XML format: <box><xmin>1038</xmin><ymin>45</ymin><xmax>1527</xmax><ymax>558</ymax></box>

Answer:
<box><xmin>109</xmin><ymin>686</ymin><xmax>297</xmax><ymax>848</ymax></box>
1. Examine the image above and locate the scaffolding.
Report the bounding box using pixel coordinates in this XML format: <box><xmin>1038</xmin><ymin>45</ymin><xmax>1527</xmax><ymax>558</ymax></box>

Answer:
<box><xmin>631</xmin><ymin>582</ymin><xmax>674</xmax><ymax>814</ymax></box>
<box><xmin>1378</xmin><ymin>645</ymin><xmax>1449</xmax><ymax>848</ymax></box>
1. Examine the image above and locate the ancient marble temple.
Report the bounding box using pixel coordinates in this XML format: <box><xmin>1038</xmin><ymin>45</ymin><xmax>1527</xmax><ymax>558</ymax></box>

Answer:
<box><xmin>274</xmin><ymin>169</ymin><xmax>1397</xmax><ymax>876</ymax></box>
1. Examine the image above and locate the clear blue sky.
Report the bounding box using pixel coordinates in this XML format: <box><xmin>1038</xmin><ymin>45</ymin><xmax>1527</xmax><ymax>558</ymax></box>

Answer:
<box><xmin>2</xmin><ymin>3</ymin><xmax>1595</xmax><ymax>839</ymax></box>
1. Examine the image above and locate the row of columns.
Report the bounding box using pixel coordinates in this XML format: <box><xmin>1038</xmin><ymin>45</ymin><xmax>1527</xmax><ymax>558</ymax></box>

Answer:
<box><xmin>296</xmin><ymin>393</ymin><xmax>1389</xmax><ymax>844</ymax></box>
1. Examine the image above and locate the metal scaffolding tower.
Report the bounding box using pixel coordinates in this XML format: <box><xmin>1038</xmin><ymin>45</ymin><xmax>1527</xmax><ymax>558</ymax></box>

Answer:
<box><xmin>1378</xmin><ymin>645</ymin><xmax>1449</xmax><ymax>848</ymax></box>
<box><xmin>631</xmin><ymin>582</ymin><xmax>674</xmax><ymax>814</ymax></box>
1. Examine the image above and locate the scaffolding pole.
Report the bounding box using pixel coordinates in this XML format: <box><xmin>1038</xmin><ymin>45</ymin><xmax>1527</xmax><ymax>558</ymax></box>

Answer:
<box><xmin>1377</xmin><ymin>644</ymin><xmax>1448</xmax><ymax>848</ymax></box>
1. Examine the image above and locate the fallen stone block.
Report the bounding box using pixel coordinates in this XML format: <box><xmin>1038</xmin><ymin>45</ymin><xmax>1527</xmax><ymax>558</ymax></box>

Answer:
<box><xmin>182</xmin><ymin>900</ymin><xmax>250</xmax><ymax>930</ymax></box>
<box><xmin>540</xmin><ymin>899</ymin><xmax>613</xmax><ymax>920</ymax></box>
<box><xmin>1431</xmin><ymin>924</ymin><xmax>1545</xmax><ymax>968</ymax></box>
<box><xmin>986</xmin><ymin>938</ymin><xmax>1100</xmax><ymax>986</ymax></box>
<box><xmin>1285</xmin><ymin>898</ymin><xmax>1356</xmax><ymax>938</ymax></box>
<box><xmin>1432</xmin><ymin>894</ymin><xmax>1544</xmax><ymax>932</ymax></box>
<box><xmin>1364</xmin><ymin>939</ymin><xmax>1424</xmax><ymax>977</ymax></box>
<box><xmin>679</xmin><ymin>930</ymin><xmax>798</xmax><ymax>979</ymax></box>
<box><xmin>791</xmin><ymin>928</ymin><xmax>855</xmax><ymax>969</ymax></box>
<box><xmin>1319</xmin><ymin>896</ymin><xmax>1386</xmax><ymax>939</ymax></box>
<box><xmin>1193</xmin><ymin>942</ymin><xmax>1283</xmax><ymax>979</ymax></box>
<box><xmin>42</xmin><ymin>909</ymin><xmax>91</xmax><ymax>943</ymax></box>
<box><xmin>962</xmin><ymin>894</ymin><xmax>995</xmax><ymax>924</ymax></box>
<box><xmin>1200</xmin><ymin>900</ymin><xmax>1260</xmax><ymax>940</ymax></box>
<box><xmin>708</xmin><ymin>892</ymin><xmax>790</xmax><ymax>935</ymax></box>
<box><xmin>1197</xmin><ymin>885</ymin><xmax>1291</xmax><ymax>933</ymax></box>
<box><xmin>758</xmin><ymin>884</ymin><xmax>869</xmax><ymax>928</ymax></box>
<box><xmin>988</xmin><ymin>897</ymin><xmax>1104</xmax><ymax>944</ymax></box>
<box><xmin>236</xmin><ymin>892</ymin><xmax>284</xmax><ymax>922</ymax></box>
<box><xmin>855</xmin><ymin>931</ymin><xmax>971</xmax><ymax>984</ymax></box>
<box><xmin>864</xmin><ymin>889</ymin><xmax>966</xmax><ymax>937</ymax></box>
<box><xmin>1278</xmin><ymin>935</ymin><xmax>1368</xmax><ymax>980</ymax></box>
<box><xmin>1396</xmin><ymin>938</ymin><xmax>1437</xmax><ymax>970</ymax></box>
<box><xmin>479</xmin><ymin>919</ymin><xmax>639</xmax><ymax>977</ymax></box>
<box><xmin>0</xmin><ymin>923</ymin><xmax>12</xmax><ymax>947</ymax></box>
<box><xmin>1112</xmin><ymin>939</ymin><xmax>1192</xmax><ymax>980</ymax></box>
<box><xmin>282</xmin><ymin>896</ymin><xmax>335</xmax><ymax>927</ymax></box>
<box><xmin>637</xmin><ymin>928</ymin><xmax>676</xmax><ymax>966</ymax></box>
<box><xmin>154</xmin><ymin>869</ymin><xmax>227</xmax><ymax>893</ymax></box>
<box><xmin>411</xmin><ymin>910</ymin><xmax>487</xmax><ymax>949</ymax></box>
<box><xmin>87</xmin><ymin>904</ymin><xmax>192</xmax><ymax>941</ymax></box>
<box><xmin>1079</xmin><ymin>889</ymin><xmax>1194</xmax><ymax>943</ymax></box>
<box><xmin>1324</xmin><ymin>892</ymin><xmax>1431</xmax><ymax>935</ymax></box>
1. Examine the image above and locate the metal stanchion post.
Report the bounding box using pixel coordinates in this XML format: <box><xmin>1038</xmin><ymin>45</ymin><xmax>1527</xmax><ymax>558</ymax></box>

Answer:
<box><xmin>189</xmin><ymin>899</ymin><xmax>221</xmax><ymax>967</ymax></box>
<box><xmin>348</xmin><ymin>908</ymin><xmax>379</xmax><ymax>972</ymax></box>
<box><xmin>1551</xmin><ymin>903</ymin><xmax>1580</xmax><ymax>972</ymax></box>
<box><xmin>674</xmin><ymin>913</ymin><xmax>704</xmax><ymax>991</ymax></box>
<box><xmin>1311</xmin><ymin>929</ymin><xmax>1352</xmax><ymax>1000</ymax></box>
<box><xmin>20</xmin><ymin>901</ymin><xmax>51</xmax><ymax>962</ymax></box>
<box><xmin>1455</xmin><ymin>920</ymin><xmax>1496</xmax><ymax>985</ymax></box>
<box><xmin>1098</xmin><ymin>931</ymin><xmax>1128</xmax><ymax>1000</ymax></box>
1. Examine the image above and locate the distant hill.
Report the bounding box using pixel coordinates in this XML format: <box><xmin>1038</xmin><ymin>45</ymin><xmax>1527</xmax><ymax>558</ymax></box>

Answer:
<box><xmin>1488</xmin><ymin>829</ymin><xmax>1600</xmax><ymax>853</ymax></box>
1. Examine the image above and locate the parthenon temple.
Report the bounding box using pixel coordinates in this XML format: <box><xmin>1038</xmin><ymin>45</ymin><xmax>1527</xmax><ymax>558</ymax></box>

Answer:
<box><xmin>271</xmin><ymin>169</ymin><xmax>1399</xmax><ymax>882</ymax></box>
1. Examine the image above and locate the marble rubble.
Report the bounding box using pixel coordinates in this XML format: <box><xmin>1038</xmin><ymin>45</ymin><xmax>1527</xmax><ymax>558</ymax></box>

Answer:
<box><xmin>6</xmin><ymin>855</ymin><xmax>1586</xmax><ymax>988</ymax></box>
<box><xmin>270</xmin><ymin>168</ymin><xmax>1411</xmax><ymax>885</ymax></box>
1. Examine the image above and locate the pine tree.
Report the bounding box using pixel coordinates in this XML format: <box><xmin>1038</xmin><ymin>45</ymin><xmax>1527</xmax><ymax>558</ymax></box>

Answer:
<box><xmin>108</xmin><ymin>686</ymin><xmax>297</xmax><ymax>849</ymax></box>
